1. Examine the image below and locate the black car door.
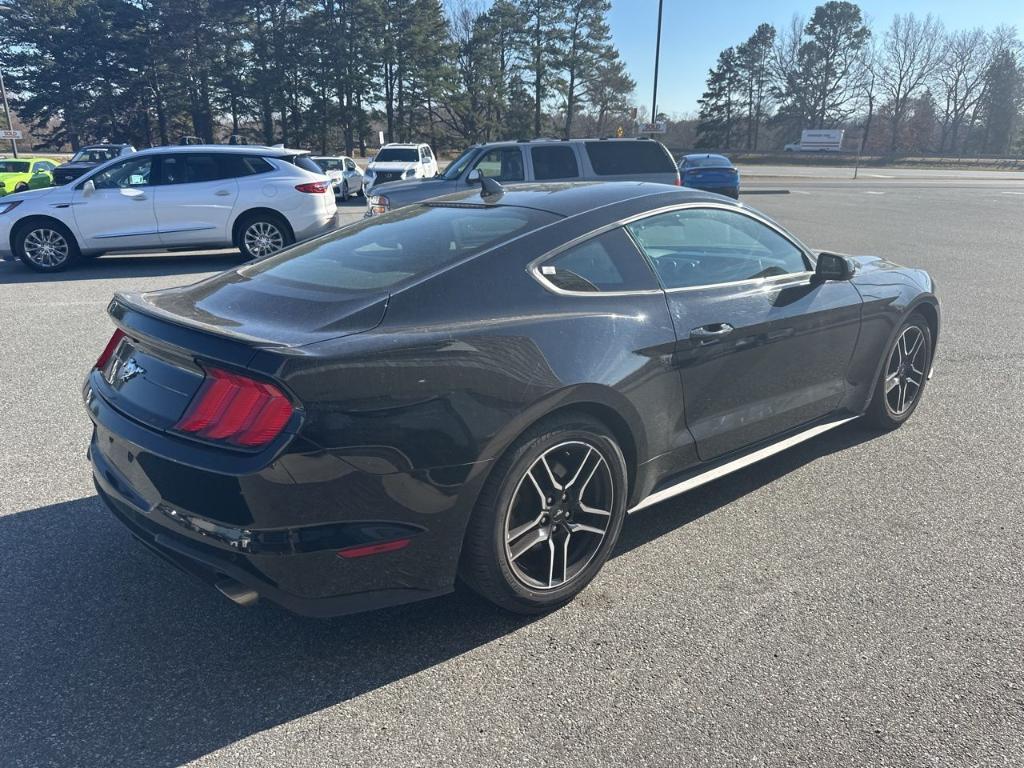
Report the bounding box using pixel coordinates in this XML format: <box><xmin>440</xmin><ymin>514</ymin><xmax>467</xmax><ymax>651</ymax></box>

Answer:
<box><xmin>625</xmin><ymin>204</ymin><xmax>862</xmax><ymax>461</ymax></box>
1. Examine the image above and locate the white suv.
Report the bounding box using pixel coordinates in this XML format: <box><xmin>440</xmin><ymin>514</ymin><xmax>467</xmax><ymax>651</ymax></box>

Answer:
<box><xmin>363</xmin><ymin>143</ymin><xmax>438</xmax><ymax>189</ymax></box>
<box><xmin>0</xmin><ymin>145</ymin><xmax>337</xmax><ymax>272</ymax></box>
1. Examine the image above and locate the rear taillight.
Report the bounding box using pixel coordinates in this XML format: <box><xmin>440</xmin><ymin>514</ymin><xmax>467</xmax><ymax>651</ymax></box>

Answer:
<box><xmin>174</xmin><ymin>367</ymin><xmax>294</xmax><ymax>448</ymax></box>
<box><xmin>96</xmin><ymin>329</ymin><xmax>127</xmax><ymax>369</ymax></box>
<box><xmin>674</xmin><ymin>176</ymin><xmax>681</xmax><ymax>186</ymax></box>
<box><xmin>295</xmin><ymin>181</ymin><xmax>330</xmax><ymax>194</ymax></box>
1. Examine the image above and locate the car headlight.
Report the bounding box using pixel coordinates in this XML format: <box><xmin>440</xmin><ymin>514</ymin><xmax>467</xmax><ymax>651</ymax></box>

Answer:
<box><xmin>367</xmin><ymin>195</ymin><xmax>390</xmax><ymax>215</ymax></box>
<box><xmin>0</xmin><ymin>200</ymin><xmax>22</xmax><ymax>214</ymax></box>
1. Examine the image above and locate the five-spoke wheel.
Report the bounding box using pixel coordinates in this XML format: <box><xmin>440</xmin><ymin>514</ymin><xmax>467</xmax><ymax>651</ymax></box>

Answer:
<box><xmin>868</xmin><ymin>312</ymin><xmax>932</xmax><ymax>429</ymax></box>
<box><xmin>504</xmin><ymin>441</ymin><xmax>615</xmax><ymax>591</ymax></box>
<box><xmin>461</xmin><ymin>414</ymin><xmax>627</xmax><ymax>614</ymax></box>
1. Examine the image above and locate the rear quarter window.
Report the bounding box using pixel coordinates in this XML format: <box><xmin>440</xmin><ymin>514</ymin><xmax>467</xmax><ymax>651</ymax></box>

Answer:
<box><xmin>585</xmin><ymin>141</ymin><xmax>676</xmax><ymax>176</ymax></box>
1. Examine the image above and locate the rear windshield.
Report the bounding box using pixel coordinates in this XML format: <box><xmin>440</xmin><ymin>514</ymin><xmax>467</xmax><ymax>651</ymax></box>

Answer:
<box><xmin>375</xmin><ymin>148</ymin><xmax>419</xmax><ymax>163</ymax></box>
<box><xmin>243</xmin><ymin>204</ymin><xmax>559</xmax><ymax>292</ymax></box>
<box><xmin>0</xmin><ymin>161</ymin><xmax>30</xmax><ymax>173</ymax></box>
<box><xmin>72</xmin><ymin>148</ymin><xmax>120</xmax><ymax>163</ymax></box>
<box><xmin>584</xmin><ymin>141</ymin><xmax>675</xmax><ymax>176</ymax></box>
<box><xmin>313</xmin><ymin>157</ymin><xmax>344</xmax><ymax>171</ymax></box>
<box><xmin>279</xmin><ymin>154</ymin><xmax>324</xmax><ymax>173</ymax></box>
<box><xmin>684</xmin><ymin>155</ymin><xmax>732</xmax><ymax>168</ymax></box>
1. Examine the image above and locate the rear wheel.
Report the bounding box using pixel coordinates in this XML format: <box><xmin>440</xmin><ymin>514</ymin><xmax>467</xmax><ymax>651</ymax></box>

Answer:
<box><xmin>14</xmin><ymin>220</ymin><xmax>81</xmax><ymax>272</ymax></box>
<box><xmin>460</xmin><ymin>414</ymin><xmax>628</xmax><ymax>614</ymax></box>
<box><xmin>237</xmin><ymin>212</ymin><xmax>293</xmax><ymax>261</ymax></box>
<box><xmin>867</xmin><ymin>313</ymin><xmax>932</xmax><ymax>430</ymax></box>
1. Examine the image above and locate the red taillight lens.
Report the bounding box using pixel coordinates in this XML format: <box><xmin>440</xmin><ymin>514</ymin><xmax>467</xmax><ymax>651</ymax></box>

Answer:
<box><xmin>174</xmin><ymin>367</ymin><xmax>294</xmax><ymax>448</ymax></box>
<box><xmin>295</xmin><ymin>181</ymin><xmax>330</xmax><ymax>194</ymax></box>
<box><xmin>674</xmin><ymin>176</ymin><xmax>682</xmax><ymax>186</ymax></box>
<box><xmin>96</xmin><ymin>329</ymin><xmax>127</xmax><ymax>369</ymax></box>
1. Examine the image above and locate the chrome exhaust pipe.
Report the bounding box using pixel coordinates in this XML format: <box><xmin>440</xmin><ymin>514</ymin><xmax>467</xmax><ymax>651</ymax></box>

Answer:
<box><xmin>215</xmin><ymin>578</ymin><xmax>260</xmax><ymax>607</ymax></box>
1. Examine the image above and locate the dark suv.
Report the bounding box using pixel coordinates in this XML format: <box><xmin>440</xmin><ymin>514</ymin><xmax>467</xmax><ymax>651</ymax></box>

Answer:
<box><xmin>365</xmin><ymin>138</ymin><xmax>680</xmax><ymax>215</ymax></box>
<box><xmin>52</xmin><ymin>144</ymin><xmax>136</xmax><ymax>186</ymax></box>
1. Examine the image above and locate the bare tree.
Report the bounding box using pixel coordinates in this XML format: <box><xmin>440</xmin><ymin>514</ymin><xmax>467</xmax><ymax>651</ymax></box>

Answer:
<box><xmin>878</xmin><ymin>13</ymin><xmax>944</xmax><ymax>151</ymax></box>
<box><xmin>934</xmin><ymin>28</ymin><xmax>988</xmax><ymax>153</ymax></box>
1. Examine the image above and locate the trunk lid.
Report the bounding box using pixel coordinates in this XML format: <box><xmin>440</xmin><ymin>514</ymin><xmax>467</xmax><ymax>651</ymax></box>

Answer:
<box><xmin>93</xmin><ymin>271</ymin><xmax>387</xmax><ymax>434</ymax></box>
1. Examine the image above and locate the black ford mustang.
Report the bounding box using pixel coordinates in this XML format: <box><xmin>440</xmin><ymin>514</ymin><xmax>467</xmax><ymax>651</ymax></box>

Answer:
<box><xmin>84</xmin><ymin>182</ymin><xmax>939</xmax><ymax>616</ymax></box>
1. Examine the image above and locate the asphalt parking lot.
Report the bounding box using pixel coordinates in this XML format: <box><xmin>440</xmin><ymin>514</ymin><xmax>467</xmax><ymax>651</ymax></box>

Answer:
<box><xmin>1</xmin><ymin>176</ymin><xmax>1022</xmax><ymax>767</ymax></box>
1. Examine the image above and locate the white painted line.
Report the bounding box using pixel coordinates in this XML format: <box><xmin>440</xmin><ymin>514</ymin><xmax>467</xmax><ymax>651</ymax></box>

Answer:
<box><xmin>1000</xmin><ymin>191</ymin><xmax>1024</xmax><ymax>195</ymax></box>
<box><xmin>864</xmin><ymin>190</ymin><xmax>885</xmax><ymax>195</ymax></box>
<box><xmin>862</xmin><ymin>173</ymin><xmax>896</xmax><ymax>178</ymax></box>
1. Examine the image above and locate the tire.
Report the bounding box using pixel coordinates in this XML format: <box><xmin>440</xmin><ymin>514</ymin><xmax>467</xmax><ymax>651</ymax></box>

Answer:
<box><xmin>14</xmin><ymin>220</ymin><xmax>81</xmax><ymax>272</ymax></box>
<box><xmin>236</xmin><ymin>212</ymin><xmax>294</xmax><ymax>261</ymax></box>
<box><xmin>357</xmin><ymin>184</ymin><xmax>365</xmax><ymax>198</ymax></box>
<box><xmin>460</xmin><ymin>413</ymin><xmax>628</xmax><ymax>614</ymax></box>
<box><xmin>340</xmin><ymin>181</ymin><xmax>349</xmax><ymax>202</ymax></box>
<box><xmin>15</xmin><ymin>182</ymin><xmax>28</xmax><ymax>193</ymax></box>
<box><xmin>866</xmin><ymin>312</ymin><xmax>932</xmax><ymax>430</ymax></box>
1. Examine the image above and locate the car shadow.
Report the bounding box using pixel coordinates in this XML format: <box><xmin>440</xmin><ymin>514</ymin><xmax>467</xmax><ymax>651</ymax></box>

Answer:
<box><xmin>0</xmin><ymin>421</ymin><xmax>875</xmax><ymax>766</ymax></box>
<box><xmin>0</xmin><ymin>251</ymin><xmax>248</xmax><ymax>284</ymax></box>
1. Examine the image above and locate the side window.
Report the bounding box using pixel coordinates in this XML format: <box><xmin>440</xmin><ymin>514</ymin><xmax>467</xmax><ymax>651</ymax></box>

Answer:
<box><xmin>423</xmin><ymin>146</ymin><xmax>434</xmax><ymax>160</ymax></box>
<box><xmin>161</xmin><ymin>154</ymin><xmax>228</xmax><ymax>185</ymax></box>
<box><xmin>226</xmin><ymin>155</ymin><xmax>274</xmax><ymax>177</ymax></box>
<box><xmin>626</xmin><ymin>208</ymin><xmax>809</xmax><ymax>289</ymax></box>
<box><xmin>90</xmin><ymin>156</ymin><xmax>154</xmax><ymax>190</ymax></box>
<box><xmin>538</xmin><ymin>228</ymin><xmax>659</xmax><ymax>293</ymax></box>
<box><xmin>585</xmin><ymin>141</ymin><xmax>676</xmax><ymax>175</ymax></box>
<box><xmin>531</xmin><ymin>146</ymin><xmax>580</xmax><ymax>181</ymax></box>
<box><xmin>472</xmin><ymin>148</ymin><xmax>525</xmax><ymax>182</ymax></box>
<box><xmin>345</xmin><ymin>158</ymin><xmax>357</xmax><ymax>172</ymax></box>
<box><xmin>35</xmin><ymin>161</ymin><xmax>55</xmax><ymax>173</ymax></box>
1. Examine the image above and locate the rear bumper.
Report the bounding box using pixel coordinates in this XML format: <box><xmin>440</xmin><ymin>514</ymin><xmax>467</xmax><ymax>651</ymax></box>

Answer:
<box><xmin>91</xmin><ymin>442</ymin><xmax>452</xmax><ymax>617</ymax></box>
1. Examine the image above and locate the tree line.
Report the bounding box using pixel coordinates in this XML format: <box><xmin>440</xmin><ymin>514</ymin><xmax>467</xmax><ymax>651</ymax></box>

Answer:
<box><xmin>0</xmin><ymin>0</ymin><xmax>635</xmax><ymax>154</ymax></box>
<box><xmin>696</xmin><ymin>1</ymin><xmax>1024</xmax><ymax>156</ymax></box>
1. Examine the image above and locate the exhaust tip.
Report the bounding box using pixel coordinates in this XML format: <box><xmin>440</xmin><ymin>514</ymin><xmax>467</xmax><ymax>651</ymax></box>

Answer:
<box><xmin>215</xmin><ymin>578</ymin><xmax>260</xmax><ymax>607</ymax></box>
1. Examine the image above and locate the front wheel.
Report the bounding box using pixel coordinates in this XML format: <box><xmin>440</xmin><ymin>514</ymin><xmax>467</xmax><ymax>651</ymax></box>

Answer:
<box><xmin>15</xmin><ymin>220</ymin><xmax>81</xmax><ymax>272</ymax></box>
<box><xmin>866</xmin><ymin>313</ymin><xmax>932</xmax><ymax>430</ymax></box>
<box><xmin>340</xmin><ymin>181</ymin><xmax>349</xmax><ymax>202</ymax></box>
<box><xmin>237</xmin><ymin>213</ymin><xmax>293</xmax><ymax>261</ymax></box>
<box><xmin>460</xmin><ymin>414</ymin><xmax>628</xmax><ymax>614</ymax></box>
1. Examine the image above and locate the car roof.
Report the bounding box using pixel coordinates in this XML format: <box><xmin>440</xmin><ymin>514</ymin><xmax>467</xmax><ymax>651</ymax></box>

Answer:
<box><xmin>131</xmin><ymin>145</ymin><xmax>306</xmax><ymax>158</ymax></box>
<box><xmin>426</xmin><ymin>181</ymin><xmax>734</xmax><ymax>217</ymax></box>
<box><xmin>1</xmin><ymin>156</ymin><xmax>56</xmax><ymax>162</ymax></box>
<box><xmin>381</xmin><ymin>143</ymin><xmax>425</xmax><ymax>149</ymax></box>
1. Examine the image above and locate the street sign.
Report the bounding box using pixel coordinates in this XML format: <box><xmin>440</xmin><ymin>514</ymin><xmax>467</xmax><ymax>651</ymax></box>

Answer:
<box><xmin>0</xmin><ymin>129</ymin><xmax>21</xmax><ymax>140</ymax></box>
<box><xmin>640</xmin><ymin>122</ymin><xmax>667</xmax><ymax>134</ymax></box>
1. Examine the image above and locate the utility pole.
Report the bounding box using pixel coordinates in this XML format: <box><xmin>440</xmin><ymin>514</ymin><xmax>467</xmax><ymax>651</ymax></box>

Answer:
<box><xmin>0</xmin><ymin>66</ymin><xmax>17</xmax><ymax>158</ymax></box>
<box><xmin>650</xmin><ymin>0</ymin><xmax>664</xmax><ymax>135</ymax></box>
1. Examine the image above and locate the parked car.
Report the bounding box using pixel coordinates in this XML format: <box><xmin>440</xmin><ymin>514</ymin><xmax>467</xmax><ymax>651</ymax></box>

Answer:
<box><xmin>365</xmin><ymin>137</ymin><xmax>680</xmax><ymax>216</ymax></box>
<box><xmin>51</xmin><ymin>144</ymin><xmax>136</xmax><ymax>186</ymax></box>
<box><xmin>0</xmin><ymin>157</ymin><xmax>60</xmax><ymax>196</ymax></box>
<box><xmin>679</xmin><ymin>153</ymin><xmax>740</xmax><ymax>198</ymax></box>
<box><xmin>0</xmin><ymin>145</ymin><xmax>336</xmax><ymax>272</ymax></box>
<box><xmin>83</xmin><ymin>180</ymin><xmax>938</xmax><ymax>617</ymax></box>
<box><xmin>311</xmin><ymin>155</ymin><xmax>365</xmax><ymax>201</ymax></box>
<box><xmin>363</xmin><ymin>142</ymin><xmax>438</xmax><ymax>189</ymax></box>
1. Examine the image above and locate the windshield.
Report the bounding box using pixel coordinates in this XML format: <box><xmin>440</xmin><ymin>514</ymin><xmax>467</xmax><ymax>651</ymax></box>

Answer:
<box><xmin>441</xmin><ymin>147</ymin><xmax>479</xmax><ymax>180</ymax></box>
<box><xmin>72</xmin><ymin>147</ymin><xmax>120</xmax><ymax>164</ymax></box>
<box><xmin>684</xmin><ymin>155</ymin><xmax>731</xmax><ymax>168</ymax></box>
<box><xmin>313</xmin><ymin>158</ymin><xmax>344</xmax><ymax>171</ymax></box>
<box><xmin>0</xmin><ymin>161</ymin><xmax>30</xmax><ymax>173</ymax></box>
<box><xmin>374</xmin><ymin>148</ymin><xmax>419</xmax><ymax>163</ymax></box>
<box><xmin>242</xmin><ymin>204</ymin><xmax>559</xmax><ymax>293</ymax></box>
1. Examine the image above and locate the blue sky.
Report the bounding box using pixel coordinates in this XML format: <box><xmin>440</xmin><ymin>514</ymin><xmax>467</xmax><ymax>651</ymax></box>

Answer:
<box><xmin>608</xmin><ymin>0</ymin><xmax>1024</xmax><ymax>117</ymax></box>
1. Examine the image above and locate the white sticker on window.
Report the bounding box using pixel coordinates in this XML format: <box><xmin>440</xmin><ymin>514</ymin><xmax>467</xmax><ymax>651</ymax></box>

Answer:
<box><xmin>541</xmin><ymin>265</ymin><xmax>556</xmax><ymax>275</ymax></box>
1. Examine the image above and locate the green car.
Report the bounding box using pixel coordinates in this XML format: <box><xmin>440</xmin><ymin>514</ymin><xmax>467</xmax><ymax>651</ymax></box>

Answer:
<box><xmin>0</xmin><ymin>157</ymin><xmax>60</xmax><ymax>197</ymax></box>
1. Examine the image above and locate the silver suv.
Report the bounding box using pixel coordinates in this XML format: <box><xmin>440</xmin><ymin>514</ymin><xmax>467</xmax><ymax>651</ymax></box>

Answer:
<box><xmin>365</xmin><ymin>138</ymin><xmax>680</xmax><ymax>216</ymax></box>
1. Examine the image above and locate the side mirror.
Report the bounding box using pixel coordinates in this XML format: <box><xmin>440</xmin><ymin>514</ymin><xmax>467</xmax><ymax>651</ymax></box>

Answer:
<box><xmin>814</xmin><ymin>251</ymin><xmax>855</xmax><ymax>281</ymax></box>
<box><xmin>82</xmin><ymin>180</ymin><xmax>96</xmax><ymax>198</ymax></box>
<box><xmin>467</xmin><ymin>168</ymin><xmax>482</xmax><ymax>185</ymax></box>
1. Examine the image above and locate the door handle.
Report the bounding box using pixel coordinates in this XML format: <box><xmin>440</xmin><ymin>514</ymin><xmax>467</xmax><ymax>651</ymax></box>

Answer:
<box><xmin>130</xmin><ymin>193</ymin><xmax>148</xmax><ymax>201</ymax></box>
<box><xmin>214</xmin><ymin>189</ymin><xmax>232</xmax><ymax>196</ymax></box>
<box><xmin>689</xmin><ymin>323</ymin><xmax>735</xmax><ymax>341</ymax></box>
